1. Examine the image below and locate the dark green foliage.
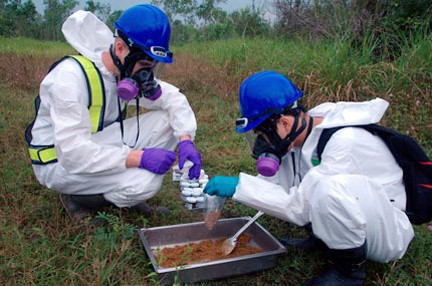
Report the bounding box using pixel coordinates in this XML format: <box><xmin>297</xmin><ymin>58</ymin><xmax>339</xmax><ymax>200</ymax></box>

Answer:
<box><xmin>41</xmin><ymin>0</ymin><xmax>78</xmax><ymax>41</ymax></box>
<box><xmin>2</xmin><ymin>0</ymin><xmax>430</xmax><ymax>53</ymax></box>
<box><xmin>0</xmin><ymin>0</ymin><xmax>39</xmax><ymax>37</ymax></box>
<box><xmin>84</xmin><ymin>0</ymin><xmax>111</xmax><ymax>22</ymax></box>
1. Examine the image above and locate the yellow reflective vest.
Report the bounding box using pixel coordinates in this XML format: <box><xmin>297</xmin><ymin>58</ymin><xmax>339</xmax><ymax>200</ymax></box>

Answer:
<box><xmin>26</xmin><ymin>55</ymin><xmax>106</xmax><ymax>164</ymax></box>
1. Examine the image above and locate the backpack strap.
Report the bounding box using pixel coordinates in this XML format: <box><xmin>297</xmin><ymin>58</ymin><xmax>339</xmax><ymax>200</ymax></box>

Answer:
<box><xmin>316</xmin><ymin>124</ymin><xmax>386</xmax><ymax>162</ymax></box>
<box><xmin>25</xmin><ymin>55</ymin><xmax>106</xmax><ymax>165</ymax></box>
<box><xmin>316</xmin><ymin>126</ymin><xmax>345</xmax><ymax>162</ymax></box>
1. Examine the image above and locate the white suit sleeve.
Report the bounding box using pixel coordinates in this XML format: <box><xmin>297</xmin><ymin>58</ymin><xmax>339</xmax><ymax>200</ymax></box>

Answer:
<box><xmin>49</xmin><ymin>61</ymin><xmax>129</xmax><ymax>174</ymax></box>
<box><xmin>135</xmin><ymin>80</ymin><xmax>197</xmax><ymax>139</ymax></box>
<box><xmin>233</xmin><ymin>173</ymin><xmax>311</xmax><ymax>226</ymax></box>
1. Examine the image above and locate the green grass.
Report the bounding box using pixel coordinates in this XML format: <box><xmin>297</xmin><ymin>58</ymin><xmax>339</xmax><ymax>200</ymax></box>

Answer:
<box><xmin>1</xmin><ymin>34</ymin><xmax>431</xmax><ymax>285</ymax></box>
<box><xmin>0</xmin><ymin>36</ymin><xmax>75</xmax><ymax>56</ymax></box>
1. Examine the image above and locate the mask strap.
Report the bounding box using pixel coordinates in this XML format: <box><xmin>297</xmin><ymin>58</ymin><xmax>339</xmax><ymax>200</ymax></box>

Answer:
<box><xmin>110</xmin><ymin>43</ymin><xmax>144</xmax><ymax>79</ymax></box>
<box><xmin>110</xmin><ymin>44</ymin><xmax>124</xmax><ymax>77</ymax></box>
<box><xmin>305</xmin><ymin>116</ymin><xmax>314</xmax><ymax>140</ymax></box>
<box><xmin>117</xmin><ymin>96</ymin><xmax>140</xmax><ymax>148</ymax></box>
<box><xmin>277</xmin><ymin>115</ymin><xmax>307</xmax><ymax>154</ymax></box>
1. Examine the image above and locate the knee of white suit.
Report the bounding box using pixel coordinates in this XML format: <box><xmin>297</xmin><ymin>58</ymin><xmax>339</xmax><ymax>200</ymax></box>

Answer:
<box><xmin>103</xmin><ymin>170</ymin><xmax>165</xmax><ymax>208</ymax></box>
<box><xmin>309</xmin><ymin>175</ymin><xmax>367</xmax><ymax>250</ymax></box>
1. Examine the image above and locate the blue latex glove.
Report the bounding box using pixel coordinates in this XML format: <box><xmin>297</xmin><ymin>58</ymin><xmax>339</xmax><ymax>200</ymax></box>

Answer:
<box><xmin>140</xmin><ymin>148</ymin><xmax>176</xmax><ymax>174</ymax></box>
<box><xmin>178</xmin><ymin>140</ymin><xmax>202</xmax><ymax>179</ymax></box>
<box><xmin>203</xmin><ymin>176</ymin><xmax>239</xmax><ymax>198</ymax></box>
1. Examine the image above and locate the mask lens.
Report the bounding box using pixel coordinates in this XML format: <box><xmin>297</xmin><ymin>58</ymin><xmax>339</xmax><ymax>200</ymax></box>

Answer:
<box><xmin>251</xmin><ymin>134</ymin><xmax>276</xmax><ymax>159</ymax></box>
<box><xmin>255</xmin><ymin>116</ymin><xmax>277</xmax><ymax>134</ymax></box>
<box><xmin>153</xmin><ymin>63</ymin><xmax>165</xmax><ymax>79</ymax></box>
<box><xmin>245</xmin><ymin>131</ymin><xmax>257</xmax><ymax>157</ymax></box>
<box><xmin>140</xmin><ymin>59</ymin><xmax>156</xmax><ymax>69</ymax></box>
<box><xmin>131</xmin><ymin>68</ymin><xmax>160</xmax><ymax>99</ymax></box>
<box><xmin>133</xmin><ymin>68</ymin><xmax>152</xmax><ymax>82</ymax></box>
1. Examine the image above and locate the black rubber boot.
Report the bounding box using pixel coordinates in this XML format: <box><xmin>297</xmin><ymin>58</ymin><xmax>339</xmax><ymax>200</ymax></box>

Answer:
<box><xmin>69</xmin><ymin>194</ymin><xmax>113</xmax><ymax>209</ymax></box>
<box><xmin>60</xmin><ymin>194</ymin><xmax>113</xmax><ymax>223</ymax></box>
<box><xmin>303</xmin><ymin>242</ymin><xmax>367</xmax><ymax>286</ymax></box>
<box><xmin>279</xmin><ymin>223</ymin><xmax>328</xmax><ymax>251</ymax></box>
<box><xmin>132</xmin><ymin>201</ymin><xmax>170</xmax><ymax>216</ymax></box>
<box><xmin>279</xmin><ymin>234</ymin><xmax>327</xmax><ymax>251</ymax></box>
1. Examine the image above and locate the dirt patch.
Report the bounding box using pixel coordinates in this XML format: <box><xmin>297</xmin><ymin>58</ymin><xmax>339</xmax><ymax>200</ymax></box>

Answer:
<box><xmin>153</xmin><ymin>234</ymin><xmax>263</xmax><ymax>268</ymax></box>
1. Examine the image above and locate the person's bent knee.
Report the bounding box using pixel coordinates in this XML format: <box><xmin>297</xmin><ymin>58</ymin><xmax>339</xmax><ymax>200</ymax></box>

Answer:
<box><xmin>104</xmin><ymin>178</ymin><xmax>163</xmax><ymax>208</ymax></box>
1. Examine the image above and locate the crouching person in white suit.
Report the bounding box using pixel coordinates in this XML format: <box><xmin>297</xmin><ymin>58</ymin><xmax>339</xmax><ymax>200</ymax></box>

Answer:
<box><xmin>203</xmin><ymin>71</ymin><xmax>414</xmax><ymax>285</ymax></box>
<box><xmin>25</xmin><ymin>5</ymin><xmax>202</xmax><ymax>222</ymax></box>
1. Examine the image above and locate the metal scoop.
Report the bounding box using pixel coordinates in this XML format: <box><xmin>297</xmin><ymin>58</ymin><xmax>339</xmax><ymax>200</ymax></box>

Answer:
<box><xmin>221</xmin><ymin>210</ymin><xmax>264</xmax><ymax>255</ymax></box>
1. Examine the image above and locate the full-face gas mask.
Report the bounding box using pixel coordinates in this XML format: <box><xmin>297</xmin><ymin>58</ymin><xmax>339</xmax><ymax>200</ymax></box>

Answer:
<box><xmin>243</xmin><ymin>115</ymin><xmax>289</xmax><ymax>177</ymax></box>
<box><xmin>246</xmin><ymin>133</ymin><xmax>282</xmax><ymax>177</ymax></box>
<box><xmin>240</xmin><ymin>108</ymin><xmax>309</xmax><ymax>177</ymax></box>
<box><xmin>110</xmin><ymin>40</ymin><xmax>166</xmax><ymax>101</ymax></box>
<box><xmin>117</xmin><ymin>66</ymin><xmax>162</xmax><ymax>101</ymax></box>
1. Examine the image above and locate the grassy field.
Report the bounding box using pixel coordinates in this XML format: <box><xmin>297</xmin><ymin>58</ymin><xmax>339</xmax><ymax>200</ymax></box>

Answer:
<box><xmin>1</xmin><ymin>35</ymin><xmax>431</xmax><ymax>285</ymax></box>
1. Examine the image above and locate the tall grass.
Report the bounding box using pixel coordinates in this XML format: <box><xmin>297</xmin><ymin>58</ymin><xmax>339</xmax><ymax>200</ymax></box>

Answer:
<box><xmin>179</xmin><ymin>31</ymin><xmax>432</xmax><ymax>150</ymax></box>
<box><xmin>1</xmin><ymin>33</ymin><xmax>431</xmax><ymax>285</ymax></box>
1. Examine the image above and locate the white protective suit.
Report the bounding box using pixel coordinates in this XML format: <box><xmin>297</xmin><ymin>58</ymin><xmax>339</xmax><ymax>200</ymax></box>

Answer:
<box><xmin>233</xmin><ymin>98</ymin><xmax>414</xmax><ymax>263</ymax></box>
<box><xmin>29</xmin><ymin>11</ymin><xmax>197</xmax><ymax>207</ymax></box>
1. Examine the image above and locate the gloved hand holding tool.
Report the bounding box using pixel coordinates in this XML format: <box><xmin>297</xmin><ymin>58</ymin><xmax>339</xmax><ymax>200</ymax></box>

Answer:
<box><xmin>178</xmin><ymin>140</ymin><xmax>202</xmax><ymax>179</ymax></box>
<box><xmin>203</xmin><ymin>176</ymin><xmax>239</xmax><ymax>198</ymax></box>
<box><xmin>140</xmin><ymin>148</ymin><xmax>176</xmax><ymax>174</ymax></box>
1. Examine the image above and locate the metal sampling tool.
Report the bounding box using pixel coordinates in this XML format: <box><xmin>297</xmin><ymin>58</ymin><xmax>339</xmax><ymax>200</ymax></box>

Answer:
<box><xmin>221</xmin><ymin>210</ymin><xmax>264</xmax><ymax>255</ymax></box>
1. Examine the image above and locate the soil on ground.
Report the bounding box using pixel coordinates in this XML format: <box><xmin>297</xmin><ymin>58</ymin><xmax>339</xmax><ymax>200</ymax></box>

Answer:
<box><xmin>153</xmin><ymin>234</ymin><xmax>263</xmax><ymax>268</ymax></box>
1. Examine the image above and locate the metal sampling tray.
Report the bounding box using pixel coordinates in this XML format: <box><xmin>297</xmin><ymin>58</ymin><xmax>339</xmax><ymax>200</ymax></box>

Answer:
<box><xmin>138</xmin><ymin>217</ymin><xmax>286</xmax><ymax>285</ymax></box>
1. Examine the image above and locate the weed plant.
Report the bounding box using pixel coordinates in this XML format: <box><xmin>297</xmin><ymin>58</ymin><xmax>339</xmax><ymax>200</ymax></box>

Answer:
<box><xmin>0</xmin><ymin>34</ymin><xmax>431</xmax><ymax>285</ymax></box>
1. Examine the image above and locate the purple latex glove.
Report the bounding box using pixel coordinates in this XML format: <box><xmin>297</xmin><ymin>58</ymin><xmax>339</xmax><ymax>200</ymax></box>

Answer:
<box><xmin>178</xmin><ymin>140</ymin><xmax>202</xmax><ymax>179</ymax></box>
<box><xmin>139</xmin><ymin>148</ymin><xmax>176</xmax><ymax>174</ymax></box>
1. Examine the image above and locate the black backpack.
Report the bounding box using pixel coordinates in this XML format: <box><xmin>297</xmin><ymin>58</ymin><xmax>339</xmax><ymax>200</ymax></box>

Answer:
<box><xmin>317</xmin><ymin>124</ymin><xmax>432</xmax><ymax>225</ymax></box>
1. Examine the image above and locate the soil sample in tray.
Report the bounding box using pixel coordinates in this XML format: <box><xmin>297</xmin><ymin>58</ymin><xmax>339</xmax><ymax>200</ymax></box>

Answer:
<box><xmin>153</xmin><ymin>234</ymin><xmax>263</xmax><ymax>268</ymax></box>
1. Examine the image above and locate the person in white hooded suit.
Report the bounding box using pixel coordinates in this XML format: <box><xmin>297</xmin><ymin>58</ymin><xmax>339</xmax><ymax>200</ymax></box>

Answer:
<box><xmin>203</xmin><ymin>71</ymin><xmax>414</xmax><ymax>285</ymax></box>
<box><xmin>25</xmin><ymin>5</ymin><xmax>202</xmax><ymax>221</ymax></box>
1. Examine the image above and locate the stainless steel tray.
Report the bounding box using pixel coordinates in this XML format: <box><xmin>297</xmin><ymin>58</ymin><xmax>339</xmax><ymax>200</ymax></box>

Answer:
<box><xmin>138</xmin><ymin>217</ymin><xmax>286</xmax><ymax>285</ymax></box>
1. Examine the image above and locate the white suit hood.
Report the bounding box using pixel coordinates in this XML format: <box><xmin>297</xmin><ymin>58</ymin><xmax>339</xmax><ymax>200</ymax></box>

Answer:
<box><xmin>302</xmin><ymin>97</ymin><xmax>389</xmax><ymax>167</ymax></box>
<box><xmin>62</xmin><ymin>10</ymin><xmax>113</xmax><ymax>62</ymax></box>
<box><xmin>308</xmin><ymin>97</ymin><xmax>389</xmax><ymax>129</ymax></box>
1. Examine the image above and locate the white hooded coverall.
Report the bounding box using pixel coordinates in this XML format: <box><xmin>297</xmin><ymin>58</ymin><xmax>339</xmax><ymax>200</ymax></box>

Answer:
<box><xmin>29</xmin><ymin>11</ymin><xmax>198</xmax><ymax>207</ymax></box>
<box><xmin>233</xmin><ymin>98</ymin><xmax>414</xmax><ymax>263</ymax></box>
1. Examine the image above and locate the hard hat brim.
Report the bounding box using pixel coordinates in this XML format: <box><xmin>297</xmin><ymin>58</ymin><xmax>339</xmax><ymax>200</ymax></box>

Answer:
<box><xmin>235</xmin><ymin>113</ymin><xmax>271</xmax><ymax>133</ymax></box>
<box><xmin>144</xmin><ymin>50</ymin><xmax>173</xmax><ymax>64</ymax></box>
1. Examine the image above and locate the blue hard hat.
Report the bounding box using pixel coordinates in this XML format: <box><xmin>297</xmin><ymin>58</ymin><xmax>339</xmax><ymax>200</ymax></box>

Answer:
<box><xmin>236</xmin><ymin>71</ymin><xmax>303</xmax><ymax>133</ymax></box>
<box><xmin>114</xmin><ymin>4</ymin><xmax>173</xmax><ymax>63</ymax></box>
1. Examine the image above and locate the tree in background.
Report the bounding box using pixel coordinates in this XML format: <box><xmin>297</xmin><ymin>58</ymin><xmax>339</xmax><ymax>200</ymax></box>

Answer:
<box><xmin>0</xmin><ymin>0</ymin><xmax>114</xmax><ymax>41</ymax></box>
<box><xmin>0</xmin><ymin>0</ymin><xmax>39</xmax><ymax>37</ymax></box>
<box><xmin>84</xmin><ymin>0</ymin><xmax>111</xmax><ymax>23</ymax></box>
<box><xmin>42</xmin><ymin>0</ymin><xmax>78</xmax><ymax>41</ymax></box>
<box><xmin>106</xmin><ymin>9</ymin><xmax>122</xmax><ymax>32</ymax></box>
<box><xmin>230</xmin><ymin>7</ymin><xmax>271</xmax><ymax>38</ymax></box>
<box><xmin>0</xmin><ymin>0</ymin><xmax>429</xmax><ymax>54</ymax></box>
<box><xmin>151</xmin><ymin>0</ymin><xmax>227</xmax><ymax>27</ymax></box>
<box><xmin>1</xmin><ymin>0</ymin><xmax>269</xmax><ymax>43</ymax></box>
<box><xmin>151</xmin><ymin>0</ymin><xmax>270</xmax><ymax>42</ymax></box>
